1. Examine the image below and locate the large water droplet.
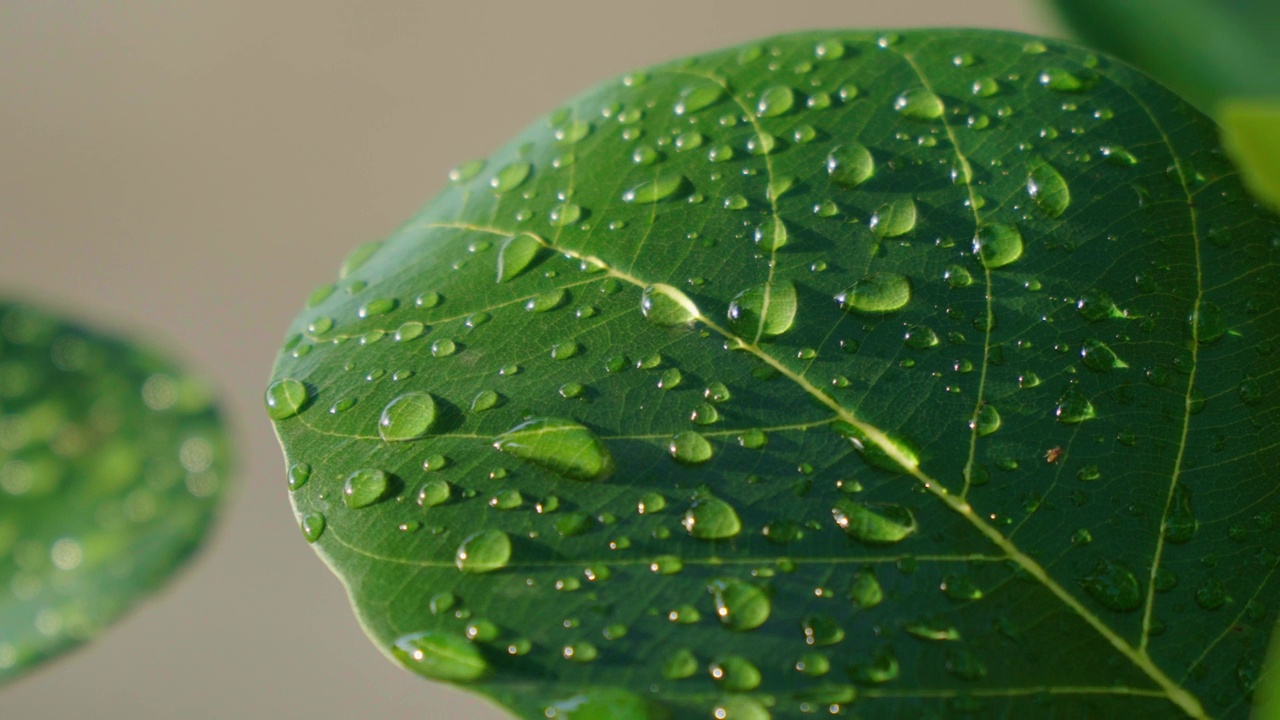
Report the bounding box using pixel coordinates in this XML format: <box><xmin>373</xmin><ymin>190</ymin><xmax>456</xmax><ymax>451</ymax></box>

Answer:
<box><xmin>708</xmin><ymin>579</ymin><xmax>771</xmax><ymax>631</ymax></box>
<box><xmin>836</xmin><ymin>273</ymin><xmax>911</xmax><ymax>314</ymax></box>
<box><xmin>391</xmin><ymin>631</ymin><xmax>490</xmax><ymax>682</ymax></box>
<box><xmin>753</xmin><ymin>215</ymin><xmax>788</xmax><ymax>251</ymax></box>
<box><xmin>682</xmin><ymin>497</ymin><xmax>742</xmax><ymax>539</ymax></box>
<box><xmin>869</xmin><ymin>197</ymin><xmax>917</xmax><ymax>238</ymax></box>
<box><xmin>490</xmin><ymin>162</ymin><xmax>532</xmax><ymax>193</ymax></box>
<box><xmin>1055</xmin><ymin>389</ymin><xmax>1096</xmax><ymax>424</ymax></box>
<box><xmin>378</xmin><ymin>392</ymin><xmax>437</xmax><ymax>442</ymax></box>
<box><xmin>497</xmin><ymin>234</ymin><xmax>542</xmax><ymax>283</ymax></box>
<box><xmin>493</xmin><ymin>418</ymin><xmax>614</xmax><ymax>481</ymax></box>
<box><xmin>827</xmin><ymin>142</ymin><xmax>875</xmax><ymax>188</ymax></box>
<box><xmin>973</xmin><ymin>224</ymin><xmax>1023</xmax><ymax>268</ymax></box>
<box><xmin>756</xmin><ymin>86</ymin><xmax>795</xmax><ymax>117</ymax></box>
<box><xmin>669</xmin><ymin>430</ymin><xmax>713</xmax><ymax>464</ymax></box>
<box><xmin>641</xmin><ymin>284</ymin><xmax>698</xmax><ymax>326</ymax></box>
<box><xmin>728</xmin><ymin>281</ymin><xmax>797</xmax><ymax>341</ymax></box>
<box><xmin>343</xmin><ymin>468</ymin><xmax>391</xmax><ymax>508</ymax></box>
<box><xmin>1081</xmin><ymin>559</ymin><xmax>1142</xmax><ymax>611</ymax></box>
<box><xmin>623</xmin><ymin>174</ymin><xmax>685</xmax><ymax>204</ymax></box>
<box><xmin>832</xmin><ymin>499</ymin><xmax>916</xmax><ymax>544</ymax></box>
<box><xmin>893</xmin><ymin>88</ymin><xmax>944</xmax><ymax>119</ymax></box>
<box><xmin>1027</xmin><ymin>159</ymin><xmax>1070</xmax><ymax>217</ymax></box>
<box><xmin>710</xmin><ymin>655</ymin><xmax>762</xmax><ymax>691</ymax></box>
<box><xmin>265</xmin><ymin>379</ymin><xmax>309</xmax><ymax>420</ymax></box>
<box><xmin>455</xmin><ymin>529</ymin><xmax>512</xmax><ymax>574</ymax></box>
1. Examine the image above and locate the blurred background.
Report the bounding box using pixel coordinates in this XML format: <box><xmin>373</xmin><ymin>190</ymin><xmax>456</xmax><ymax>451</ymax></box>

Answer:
<box><xmin>0</xmin><ymin>2</ymin><xmax>1045</xmax><ymax>717</ymax></box>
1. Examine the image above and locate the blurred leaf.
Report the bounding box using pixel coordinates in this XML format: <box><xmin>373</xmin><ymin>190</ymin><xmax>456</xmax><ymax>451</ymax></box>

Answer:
<box><xmin>269</xmin><ymin>30</ymin><xmax>1280</xmax><ymax>719</ymax></box>
<box><xmin>0</xmin><ymin>301</ymin><xmax>229</xmax><ymax>683</ymax></box>
<box><xmin>1221</xmin><ymin>100</ymin><xmax>1280</xmax><ymax>212</ymax></box>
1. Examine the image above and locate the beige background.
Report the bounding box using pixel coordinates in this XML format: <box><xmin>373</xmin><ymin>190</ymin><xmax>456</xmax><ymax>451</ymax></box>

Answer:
<box><xmin>0</xmin><ymin>2</ymin><xmax>1047</xmax><ymax>718</ymax></box>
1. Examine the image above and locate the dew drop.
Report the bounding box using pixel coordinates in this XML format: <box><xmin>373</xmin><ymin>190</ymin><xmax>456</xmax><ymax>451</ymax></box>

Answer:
<box><xmin>753</xmin><ymin>215</ymin><xmax>789</xmax><ymax>251</ymax></box>
<box><xmin>836</xmin><ymin>273</ymin><xmax>911</xmax><ymax>314</ymax></box>
<box><xmin>526</xmin><ymin>289</ymin><xmax>567</xmax><ymax>313</ymax></box>
<box><xmin>893</xmin><ymin>88</ymin><xmax>944</xmax><ymax>119</ymax></box>
<box><xmin>832</xmin><ymin>499</ymin><xmax>916</xmax><ymax>544</ymax></box>
<box><xmin>826</xmin><ymin>142</ymin><xmax>875</xmax><ymax>188</ymax></box>
<box><xmin>287</xmin><ymin>463</ymin><xmax>311</xmax><ymax>491</ymax></box>
<box><xmin>973</xmin><ymin>224</ymin><xmax>1023</xmax><ymax>268</ymax></box>
<box><xmin>669</xmin><ymin>430</ymin><xmax>713</xmax><ymax>465</ymax></box>
<box><xmin>431</xmin><ymin>338</ymin><xmax>457</xmax><ymax>357</ymax></box>
<box><xmin>300</xmin><ymin>512</ymin><xmax>326</xmax><ymax>542</ymax></box>
<box><xmin>849</xmin><ymin>572</ymin><xmax>884</xmax><ymax>609</ymax></box>
<box><xmin>493</xmin><ymin>418</ymin><xmax>614</xmax><ymax>482</ymax></box>
<box><xmin>1027</xmin><ymin>159</ymin><xmax>1070</xmax><ymax>217</ymax></box>
<box><xmin>343</xmin><ymin>468</ymin><xmax>391</xmax><ymax>509</ymax></box>
<box><xmin>869</xmin><ymin>197</ymin><xmax>917</xmax><ymax>238</ymax></box>
<box><xmin>708</xmin><ymin>579</ymin><xmax>771</xmax><ymax>631</ymax></box>
<box><xmin>542</xmin><ymin>689</ymin><xmax>661</xmax><ymax>720</ymax></box>
<box><xmin>662</xmin><ymin>648</ymin><xmax>698</xmax><ymax>679</ymax></box>
<box><xmin>455</xmin><ymin>529</ymin><xmax>512</xmax><ymax>574</ymax></box>
<box><xmin>1164</xmin><ymin>483</ymin><xmax>1197</xmax><ymax>543</ymax></box>
<box><xmin>756</xmin><ymin>86</ymin><xmax>795</xmax><ymax>117</ymax></box>
<box><xmin>1081</xmin><ymin>559</ymin><xmax>1142</xmax><ymax>611</ymax></box>
<box><xmin>682</xmin><ymin>497</ymin><xmax>742</xmax><ymax>539</ymax></box>
<box><xmin>1055</xmin><ymin>389</ymin><xmax>1096</xmax><ymax>424</ymax></box>
<box><xmin>1080</xmin><ymin>339</ymin><xmax>1128</xmax><ymax>372</ymax></box>
<box><xmin>497</xmin><ymin>234</ymin><xmax>542</xmax><ymax>282</ymax></box>
<box><xmin>714</xmin><ymin>697</ymin><xmax>771</xmax><ymax>720</ymax></box>
<box><xmin>972</xmin><ymin>403</ymin><xmax>1001</xmax><ymax>436</ymax></box>
<box><xmin>675</xmin><ymin>84</ymin><xmax>724</xmax><ymax>115</ymax></box>
<box><xmin>490</xmin><ymin>162</ymin><xmax>532</xmax><ymax>193</ymax></box>
<box><xmin>391</xmin><ymin>631</ymin><xmax>490</xmax><ymax>682</ymax></box>
<box><xmin>416</xmin><ymin>478</ymin><xmax>450</xmax><ymax>508</ymax></box>
<box><xmin>641</xmin><ymin>284</ymin><xmax>698</xmax><ymax>326</ymax></box>
<box><xmin>622</xmin><ymin>174</ymin><xmax>685</xmax><ymax>204</ymax></box>
<box><xmin>265</xmin><ymin>379</ymin><xmax>309</xmax><ymax>420</ymax></box>
<box><xmin>378</xmin><ymin>392</ymin><xmax>437</xmax><ymax>442</ymax></box>
<box><xmin>710</xmin><ymin>655</ymin><xmax>762</xmax><ymax>691</ymax></box>
<box><xmin>728</xmin><ymin>281</ymin><xmax>797</xmax><ymax>341</ymax></box>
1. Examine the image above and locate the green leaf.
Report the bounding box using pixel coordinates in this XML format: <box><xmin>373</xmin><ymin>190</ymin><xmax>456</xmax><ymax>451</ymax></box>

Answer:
<box><xmin>1221</xmin><ymin>99</ymin><xmax>1280</xmax><ymax>213</ymax></box>
<box><xmin>268</xmin><ymin>30</ymin><xmax>1280</xmax><ymax>719</ymax></box>
<box><xmin>0</xmin><ymin>300</ymin><xmax>229</xmax><ymax>683</ymax></box>
<box><xmin>1045</xmin><ymin>0</ymin><xmax>1280</xmax><ymax>115</ymax></box>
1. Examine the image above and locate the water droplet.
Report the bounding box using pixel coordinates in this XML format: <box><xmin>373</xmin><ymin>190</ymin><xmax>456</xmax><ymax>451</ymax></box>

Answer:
<box><xmin>1055</xmin><ymin>389</ymin><xmax>1096</xmax><ymax>424</ymax></box>
<box><xmin>946</xmin><ymin>647</ymin><xmax>987</xmax><ymax>681</ymax></box>
<box><xmin>833</xmin><ymin>422</ymin><xmax>919</xmax><ymax>472</ymax></box>
<box><xmin>682</xmin><ymin>497</ymin><xmax>742</xmax><ymax>539</ymax></box>
<box><xmin>497</xmin><ymin>234</ymin><xmax>542</xmax><ymax>282</ymax></box>
<box><xmin>941</xmin><ymin>575</ymin><xmax>983</xmax><ymax>602</ymax></box>
<box><xmin>728</xmin><ymin>281</ymin><xmax>797</xmax><ymax>341</ymax></box>
<box><xmin>904</xmin><ymin>325</ymin><xmax>939</xmax><ymax>349</ymax></box>
<box><xmin>669</xmin><ymin>430</ymin><xmax>713</xmax><ymax>464</ymax></box>
<box><xmin>343</xmin><ymin>468</ymin><xmax>391</xmax><ymax>508</ymax></box>
<box><xmin>675</xmin><ymin>84</ymin><xmax>724</xmax><ymax>115</ymax></box>
<box><xmin>490</xmin><ymin>162</ymin><xmax>532</xmax><ymax>193</ymax></box>
<box><xmin>300</xmin><ymin>512</ymin><xmax>326</xmax><ymax>542</ymax></box>
<box><xmin>753</xmin><ymin>216</ymin><xmax>789</xmax><ymax>251</ymax></box>
<box><xmin>802</xmin><ymin>614</ymin><xmax>845</xmax><ymax>646</ymax></box>
<box><xmin>1081</xmin><ymin>559</ymin><xmax>1142</xmax><ymax>611</ymax></box>
<box><xmin>492</xmin><ymin>417</ymin><xmax>614</xmax><ymax>482</ymax></box>
<box><xmin>455</xmin><ymin>529</ymin><xmax>512</xmax><ymax>574</ymax></box>
<box><xmin>391</xmin><ymin>631</ymin><xmax>490</xmax><ymax>682</ymax></box>
<box><xmin>710</xmin><ymin>655</ymin><xmax>762</xmax><ymax>691</ymax></box>
<box><xmin>713</xmin><ymin>697</ymin><xmax>771</xmax><ymax>720</ymax></box>
<box><xmin>378</xmin><ymin>392</ymin><xmax>437</xmax><ymax>442</ymax></box>
<box><xmin>893</xmin><ymin>88</ymin><xmax>944</xmax><ymax>119</ymax></box>
<box><xmin>849</xmin><ymin>646</ymin><xmax>899</xmax><ymax>683</ymax></box>
<box><xmin>394</xmin><ymin>322</ymin><xmax>425</xmax><ymax>342</ymax></box>
<box><xmin>1080</xmin><ymin>339</ymin><xmax>1128</xmax><ymax>372</ymax></box>
<box><xmin>265</xmin><ymin>379</ymin><xmax>309</xmax><ymax>420</ymax></box>
<box><xmin>431</xmin><ymin>338</ymin><xmax>457</xmax><ymax>357</ymax></box>
<box><xmin>972</xmin><ymin>404</ymin><xmax>1001</xmax><ymax>436</ymax></box>
<box><xmin>1194</xmin><ymin>578</ymin><xmax>1226</xmax><ymax>610</ymax></box>
<box><xmin>1190</xmin><ymin>302</ymin><xmax>1227</xmax><ymax>343</ymax></box>
<box><xmin>849</xmin><ymin>572</ymin><xmax>884</xmax><ymax>609</ymax></box>
<box><xmin>973</xmin><ymin>224</ymin><xmax>1023</xmax><ymax>268</ymax></box>
<box><xmin>944</xmin><ymin>266</ymin><xmax>973</xmax><ymax>288</ymax></box>
<box><xmin>906</xmin><ymin>616</ymin><xmax>961</xmax><ymax>641</ymax></box>
<box><xmin>1039</xmin><ymin>68</ymin><xmax>1087</xmax><ymax>92</ymax></box>
<box><xmin>1164</xmin><ymin>483</ymin><xmax>1197</xmax><ymax>543</ymax></box>
<box><xmin>662</xmin><ymin>648</ymin><xmax>698</xmax><ymax>679</ymax></box>
<box><xmin>554</xmin><ymin>120</ymin><xmax>592</xmax><ymax>145</ymax></box>
<box><xmin>757</xmin><ymin>86</ymin><xmax>795</xmax><ymax>117</ymax></box>
<box><xmin>826</xmin><ymin>142</ymin><xmax>875</xmax><ymax>188</ymax></box>
<box><xmin>690</xmin><ymin>402</ymin><xmax>719</xmax><ymax>425</ymax></box>
<box><xmin>550</xmin><ymin>203</ymin><xmax>583</xmax><ymax>227</ymax></box>
<box><xmin>623</xmin><ymin>174</ymin><xmax>685</xmax><ymax>204</ymax></box>
<box><xmin>836</xmin><ymin>273</ymin><xmax>911</xmax><ymax>314</ymax></box>
<box><xmin>526</xmin><ymin>289</ymin><xmax>567</xmax><ymax>313</ymax></box>
<box><xmin>832</xmin><ymin>499</ymin><xmax>916</xmax><ymax>544</ymax></box>
<box><xmin>1027</xmin><ymin>159</ymin><xmax>1070</xmax><ymax>217</ymax></box>
<box><xmin>708</xmin><ymin>579</ymin><xmax>771</xmax><ymax>631</ymax></box>
<box><xmin>869</xmin><ymin>197</ymin><xmax>917</xmax><ymax>238</ymax></box>
<box><xmin>287</xmin><ymin>463</ymin><xmax>311</xmax><ymax>491</ymax></box>
<box><xmin>415</xmin><ymin>291</ymin><xmax>442</xmax><ymax>308</ymax></box>
<box><xmin>1077</xmin><ymin>289</ymin><xmax>1120</xmax><ymax>321</ymax></box>
<box><xmin>416</xmin><ymin>478</ymin><xmax>450</xmax><ymax>507</ymax></box>
<box><xmin>633</xmin><ymin>292</ymin><xmax>699</xmax><ymax>335</ymax></box>
<box><xmin>658</xmin><ymin>368</ymin><xmax>682</xmax><ymax>390</ymax></box>
<box><xmin>542</xmin><ymin>689</ymin><xmax>661</xmax><ymax>720</ymax></box>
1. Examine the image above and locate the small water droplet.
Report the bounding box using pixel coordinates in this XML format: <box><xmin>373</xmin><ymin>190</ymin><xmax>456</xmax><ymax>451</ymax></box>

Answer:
<box><xmin>641</xmin><ymin>284</ymin><xmax>698</xmax><ymax>326</ymax></box>
<box><xmin>1027</xmin><ymin>159</ymin><xmax>1070</xmax><ymax>217</ymax></box>
<box><xmin>431</xmin><ymin>338</ymin><xmax>457</xmax><ymax>357</ymax></box>
<box><xmin>1081</xmin><ymin>559</ymin><xmax>1142</xmax><ymax>611</ymax></box>
<box><xmin>526</xmin><ymin>289</ymin><xmax>567</xmax><ymax>313</ymax></box>
<box><xmin>710</xmin><ymin>655</ymin><xmax>762</xmax><ymax>691</ymax></box>
<box><xmin>490</xmin><ymin>162</ymin><xmax>532</xmax><ymax>193</ymax></box>
<box><xmin>497</xmin><ymin>234</ymin><xmax>542</xmax><ymax>282</ymax></box>
<box><xmin>623</xmin><ymin>174</ymin><xmax>685</xmax><ymax>204</ymax></box>
<box><xmin>675</xmin><ymin>84</ymin><xmax>724</xmax><ymax>115</ymax></box>
<box><xmin>826</xmin><ymin>142</ymin><xmax>875</xmax><ymax>188</ymax></box>
<box><xmin>300</xmin><ymin>512</ymin><xmax>326</xmax><ymax>542</ymax></box>
<box><xmin>869</xmin><ymin>197</ymin><xmax>917</xmax><ymax>238</ymax></box>
<box><xmin>1080</xmin><ymin>339</ymin><xmax>1128</xmax><ymax>372</ymax></box>
<box><xmin>1055</xmin><ymin>389</ymin><xmax>1096</xmax><ymax>424</ymax></box>
<box><xmin>850</xmin><ymin>572</ymin><xmax>884</xmax><ymax>609</ymax></box>
<box><xmin>972</xmin><ymin>404</ymin><xmax>1001</xmax><ymax>436</ymax></box>
<box><xmin>662</xmin><ymin>648</ymin><xmax>698</xmax><ymax>679</ymax></box>
<box><xmin>728</xmin><ymin>281</ymin><xmax>797</xmax><ymax>341</ymax></box>
<box><xmin>265</xmin><ymin>379</ymin><xmax>309</xmax><ymax>420</ymax></box>
<box><xmin>753</xmin><ymin>216</ymin><xmax>789</xmax><ymax>251</ymax></box>
<box><xmin>416</xmin><ymin>478</ymin><xmax>450</xmax><ymax>507</ymax></box>
<box><xmin>1164</xmin><ymin>483</ymin><xmax>1198</xmax><ymax>543</ymax></box>
<box><xmin>493</xmin><ymin>418</ymin><xmax>615</xmax><ymax>481</ymax></box>
<box><xmin>669</xmin><ymin>431</ymin><xmax>713</xmax><ymax>464</ymax></box>
<box><xmin>757</xmin><ymin>86</ymin><xmax>795</xmax><ymax>117</ymax></box>
<box><xmin>832</xmin><ymin>499</ymin><xmax>916</xmax><ymax>544</ymax></box>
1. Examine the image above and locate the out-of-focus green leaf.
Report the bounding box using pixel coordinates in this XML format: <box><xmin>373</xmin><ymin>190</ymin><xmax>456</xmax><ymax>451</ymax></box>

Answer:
<box><xmin>0</xmin><ymin>301</ymin><xmax>229</xmax><ymax>683</ymax></box>
<box><xmin>269</xmin><ymin>29</ymin><xmax>1280</xmax><ymax>719</ymax></box>
<box><xmin>1221</xmin><ymin>100</ymin><xmax>1280</xmax><ymax>212</ymax></box>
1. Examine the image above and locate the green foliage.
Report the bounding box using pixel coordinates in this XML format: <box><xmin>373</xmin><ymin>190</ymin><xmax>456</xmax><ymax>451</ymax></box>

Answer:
<box><xmin>0</xmin><ymin>301</ymin><xmax>229</xmax><ymax>683</ymax></box>
<box><xmin>1048</xmin><ymin>0</ymin><xmax>1280</xmax><ymax>211</ymax></box>
<box><xmin>268</xmin><ymin>30</ymin><xmax>1280</xmax><ymax>718</ymax></box>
